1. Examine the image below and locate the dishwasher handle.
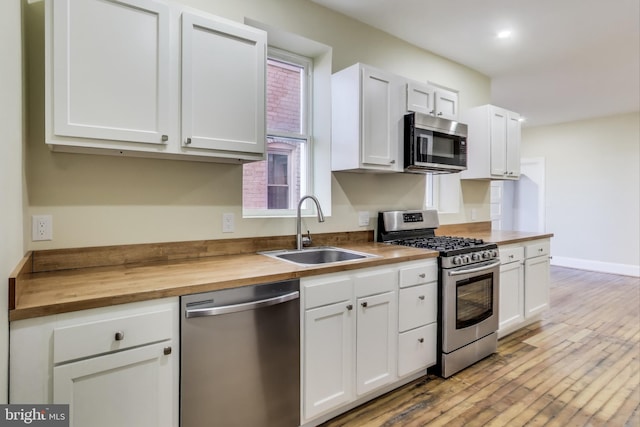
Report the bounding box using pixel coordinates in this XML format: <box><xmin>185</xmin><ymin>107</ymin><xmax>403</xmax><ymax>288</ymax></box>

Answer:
<box><xmin>185</xmin><ymin>291</ymin><xmax>299</xmax><ymax>318</ymax></box>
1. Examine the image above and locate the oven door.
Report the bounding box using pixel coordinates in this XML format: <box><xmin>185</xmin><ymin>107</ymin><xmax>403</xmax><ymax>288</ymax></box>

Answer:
<box><xmin>413</xmin><ymin>128</ymin><xmax>467</xmax><ymax>171</ymax></box>
<box><xmin>441</xmin><ymin>259</ymin><xmax>500</xmax><ymax>353</ymax></box>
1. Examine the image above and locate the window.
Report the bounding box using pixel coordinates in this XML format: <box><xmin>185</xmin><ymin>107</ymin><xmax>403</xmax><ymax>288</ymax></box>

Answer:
<box><xmin>242</xmin><ymin>50</ymin><xmax>311</xmax><ymax>216</ymax></box>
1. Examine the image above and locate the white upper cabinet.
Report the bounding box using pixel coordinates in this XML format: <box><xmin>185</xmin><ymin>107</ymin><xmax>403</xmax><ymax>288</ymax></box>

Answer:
<box><xmin>181</xmin><ymin>11</ymin><xmax>265</xmax><ymax>154</ymax></box>
<box><xmin>331</xmin><ymin>63</ymin><xmax>405</xmax><ymax>173</ymax></box>
<box><xmin>461</xmin><ymin>104</ymin><xmax>522</xmax><ymax>180</ymax></box>
<box><xmin>406</xmin><ymin>80</ymin><xmax>459</xmax><ymax>120</ymax></box>
<box><xmin>43</xmin><ymin>0</ymin><xmax>266</xmax><ymax>163</ymax></box>
<box><xmin>49</xmin><ymin>0</ymin><xmax>171</xmax><ymax>145</ymax></box>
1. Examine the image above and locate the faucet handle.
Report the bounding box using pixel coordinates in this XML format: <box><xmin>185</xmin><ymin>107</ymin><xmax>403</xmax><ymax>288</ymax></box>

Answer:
<box><xmin>302</xmin><ymin>230</ymin><xmax>312</xmax><ymax>247</ymax></box>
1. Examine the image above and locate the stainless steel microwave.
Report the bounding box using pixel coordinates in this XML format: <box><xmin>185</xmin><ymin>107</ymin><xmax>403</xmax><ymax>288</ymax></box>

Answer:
<box><xmin>404</xmin><ymin>112</ymin><xmax>468</xmax><ymax>174</ymax></box>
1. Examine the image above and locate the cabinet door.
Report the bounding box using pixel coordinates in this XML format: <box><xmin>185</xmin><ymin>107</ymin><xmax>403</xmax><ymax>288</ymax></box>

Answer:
<box><xmin>406</xmin><ymin>81</ymin><xmax>434</xmax><ymax>115</ymax></box>
<box><xmin>398</xmin><ymin>323</ymin><xmax>437</xmax><ymax>377</ymax></box>
<box><xmin>181</xmin><ymin>12</ymin><xmax>266</xmax><ymax>154</ymax></box>
<box><xmin>53</xmin><ymin>341</ymin><xmax>175</xmax><ymax>427</ymax></box>
<box><xmin>524</xmin><ymin>256</ymin><xmax>551</xmax><ymax>318</ymax></box>
<box><xmin>304</xmin><ymin>301</ymin><xmax>354</xmax><ymax>420</ymax></box>
<box><xmin>356</xmin><ymin>291</ymin><xmax>396</xmax><ymax>396</ymax></box>
<box><xmin>489</xmin><ymin>106</ymin><xmax>508</xmax><ymax>177</ymax></box>
<box><xmin>433</xmin><ymin>88</ymin><xmax>459</xmax><ymax>120</ymax></box>
<box><xmin>361</xmin><ymin>68</ymin><xmax>402</xmax><ymax>169</ymax></box>
<box><xmin>505</xmin><ymin>112</ymin><xmax>521</xmax><ymax>178</ymax></box>
<box><xmin>51</xmin><ymin>0</ymin><xmax>170</xmax><ymax>145</ymax></box>
<box><xmin>499</xmin><ymin>261</ymin><xmax>525</xmax><ymax>333</ymax></box>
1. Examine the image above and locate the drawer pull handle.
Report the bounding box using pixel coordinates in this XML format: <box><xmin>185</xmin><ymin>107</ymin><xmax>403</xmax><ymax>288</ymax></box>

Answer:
<box><xmin>418</xmin><ymin>273</ymin><xmax>426</xmax><ymax>278</ymax></box>
<box><xmin>114</xmin><ymin>331</ymin><xmax>125</xmax><ymax>341</ymax></box>
<box><xmin>418</xmin><ymin>338</ymin><xmax>424</xmax><ymax>343</ymax></box>
<box><xmin>346</xmin><ymin>304</ymin><xmax>353</xmax><ymax>311</ymax></box>
<box><xmin>509</xmin><ymin>254</ymin><xmax>514</xmax><ymax>259</ymax></box>
<box><xmin>163</xmin><ymin>346</ymin><xmax>172</xmax><ymax>356</ymax></box>
<box><xmin>361</xmin><ymin>301</ymin><xmax>368</xmax><ymax>308</ymax></box>
<box><xmin>418</xmin><ymin>295</ymin><xmax>425</xmax><ymax>300</ymax></box>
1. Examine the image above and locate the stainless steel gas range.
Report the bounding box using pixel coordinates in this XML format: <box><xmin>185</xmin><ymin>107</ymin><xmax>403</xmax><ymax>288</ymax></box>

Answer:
<box><xmin>378</xmin><ymin>210</ymin><xmax>500</xmax><ymax>378</ymax></box>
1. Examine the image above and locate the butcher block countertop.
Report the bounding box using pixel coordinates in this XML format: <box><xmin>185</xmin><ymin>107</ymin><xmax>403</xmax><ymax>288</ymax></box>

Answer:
<box><xmin>8</xmin><ymin>224</ymin><xmax>553</xmax><ymax>321</ymax></box>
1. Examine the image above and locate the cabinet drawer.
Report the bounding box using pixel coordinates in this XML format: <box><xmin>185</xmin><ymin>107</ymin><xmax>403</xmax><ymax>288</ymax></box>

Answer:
<box><xmin>500</xmin><ymin>246</ymin><xmax>524</xmax><ymax>264</ymax></box>
<box><xmin>354</xmin><ymin>268</ymin><xmax>396</xmax><ymax>297</ymax></box>
<box><xmin>398</xmin><ymin>324</ymin><xmax>437</xmax><ymax>377</ymax></box>
<box><xmin>53</xmin><ymin>309</ymin><xmax>173</xmax><ymax>364</ymax></box>
<box><xmin>399</xmin><ymin>261</ymin><xmax>437</xmax><ymax>288</ymax></box>
<box><xmin>525</xmin><ymin>240</ymin><xmax>550</xmax><ymax>258</ymax></box>
<box><xmin>398</xmin><ymin>283</ymin><xmax>437</xmax><ymax>332</ymax></box>
<box><xmin>304</xmin><ymin>277</ymin><xmax>352</xmax><ymax>310</ymax></box>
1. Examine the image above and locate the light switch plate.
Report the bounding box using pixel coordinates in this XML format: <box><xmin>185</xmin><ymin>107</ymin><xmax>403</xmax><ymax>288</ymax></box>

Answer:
<box><xmin>358</xmin><ymin>211</ymin><xmax>370</xmax><ymax>227</ymax></box>
<box><xmin>222</xmin><ymin>213</ymin><xmax>235</xmax><ymax>233</ymax></box>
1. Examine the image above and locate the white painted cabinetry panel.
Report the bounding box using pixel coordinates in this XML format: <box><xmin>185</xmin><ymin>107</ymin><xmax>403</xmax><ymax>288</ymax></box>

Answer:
<box><xmin>9</xmin><ymin>298</ymin><xmax>179</xmax><ymax>427</ymax></box>
<box><xmin>356</xmin><ymin>291</ymin><xmax>396</xmax><ymax>396</ymax></box>
<box><xmin>54</xmin><ymin>341</ymin><xmax>174</xmax><ymax>427</ymax></box>
<box><xmin>42</xmin><ymin>0</ymin><xmax>266</xmax><ymax>162</ymax></box>
<box><xmin>50</xmin><ymin>0</ymin><xmax>170</xmax><ymax>145</ymax></box>
<box><xmin>181</xmin><ymin>11</ymin><xmax>266</xmax><ymax>154</ymax></box>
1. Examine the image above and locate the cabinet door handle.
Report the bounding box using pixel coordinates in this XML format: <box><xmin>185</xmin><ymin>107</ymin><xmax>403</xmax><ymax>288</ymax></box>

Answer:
<box><xmin>114</xmin><ymin>331</ymin><xmax>125</xmax><ymax>341</ymax></box>
<box><xmin>161</xmin><ymin>134</ymin><xmax>168</xmax><ymax>142</ymax></box>
<box><xmin>185</xmin><ymin>137</ymin><xmax>192</xmax><ymax>145</ymax></box>
<box><xmin>418</xmin><ymin>273</ymin><xmax>426</xmax><ymax>278</ymax></box>
<box><xmin>437</xmin><ymin>112</ymin><xmax>443</xmax><ymax>116</ymax></box>
<box><xmin>390</xmin><ymin>159</ymin><xmax>396</xmax><ymax>164</ymax></box>
<box><xmin>418</xmin><ymin>338</ymin><xmax>424</xmax><ymax>343</ymax></box>
<box><xmin>418</xmin><ymin>295</ymin><xmax>425</xmax><ymax>300</ymax></box>
<box><xmin>361</xmin><ymin>301</ymin><xmax>368</xmax><ymax>308</ymax></box>
<box><xmin>163</xmin><ymin>346</ymin><xmax>172</xmax><ymax>356</ymax></box>
<box><xmin>346</xmin><ymin>304</ymin><xmax>353</xmax><ymax>311</ymax></box>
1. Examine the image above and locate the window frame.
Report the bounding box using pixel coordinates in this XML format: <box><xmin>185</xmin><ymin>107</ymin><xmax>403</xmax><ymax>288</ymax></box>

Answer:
<box><xmin>242</xmin><ymin>48</ymin><xmax>315</xmax><ymax>218</ymax></box>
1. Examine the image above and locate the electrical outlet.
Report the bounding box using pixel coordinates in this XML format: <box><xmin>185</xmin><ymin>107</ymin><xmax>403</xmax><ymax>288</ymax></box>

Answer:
<box><xmin>471</xmin><ymin>208</ymin><xmax>478</xmax><ymax>221</ymax></box>
<box><xmin>32</xmin><ymin>215</ymin><xmax>53</xmax><ymax>241</ymax></box>
<box><xmin>222</xmin><ymin>213</ymin><xmax>235</xmax><ymax>233</ymax></box>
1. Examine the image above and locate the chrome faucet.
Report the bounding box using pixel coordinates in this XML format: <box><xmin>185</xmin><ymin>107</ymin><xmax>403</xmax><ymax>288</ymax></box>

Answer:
<box><xmin>296</xmin><ymin>195</ymin><xmax>325</xmax><ymax>250</ymax></box>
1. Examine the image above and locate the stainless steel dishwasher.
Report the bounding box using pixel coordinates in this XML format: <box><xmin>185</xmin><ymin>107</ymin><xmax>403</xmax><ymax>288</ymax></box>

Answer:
<box><xmin>180</xmin><ymin>279</ymin><xmax>300</xmax><ymax>427</ymax></box>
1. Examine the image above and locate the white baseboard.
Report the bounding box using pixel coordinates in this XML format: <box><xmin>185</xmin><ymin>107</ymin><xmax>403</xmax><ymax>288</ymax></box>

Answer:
<box><xmin>551</xmin><ymin>256</ymin><xmax>640</xmax><ymax>277</ymax></box>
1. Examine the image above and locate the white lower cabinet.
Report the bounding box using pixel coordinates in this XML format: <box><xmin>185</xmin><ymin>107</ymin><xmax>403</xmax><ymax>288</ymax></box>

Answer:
<box><xmin>301</xmin><ymin>259</ymin><xmax>437</xmax><ymax>425</ymax></box>
<box><xmin>498</xmin><ymin>239</ymin><xmax>551</xmax><ymax>338</ymax></box>
<box><xmin>397</xmin><ymin>262</ymin><xmax>438</xmax><ymax>377</ymax></box>
<box><xmin>524</xmin><ymin>240</ymin><xmax>551</xmax><ymax>318</ymax></box>
<box><xmin>355</xmin><ymin>290</ymin><xmax>396</xmax><ymax>395</ymax></box>
<box><xmin>10</xmin><ymin>298</ymin><xmax>179</xmax><ymax>427</ymax></box>
<box><xmin>303</xmin><ymin>298</ymin><xmax>355</xmax><ymax>419</ymax></box>
<box><xmin>498</xmin><ymin>245</ymin><xmax>525</xmax><ymax>335</ymax></box>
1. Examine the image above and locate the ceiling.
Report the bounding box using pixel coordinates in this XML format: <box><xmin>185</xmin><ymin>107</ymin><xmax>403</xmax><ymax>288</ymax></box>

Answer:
<box><xmin>311</xmin><ymin>0</ymin><xmax>640</xmax><ymax>127</ymax></box>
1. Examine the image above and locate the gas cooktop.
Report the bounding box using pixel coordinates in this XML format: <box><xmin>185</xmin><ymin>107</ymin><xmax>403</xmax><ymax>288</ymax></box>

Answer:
<box><xmin>377</xmin><ymin>210</ymin><xmax>499</xmax><ymax>265</ymax></box>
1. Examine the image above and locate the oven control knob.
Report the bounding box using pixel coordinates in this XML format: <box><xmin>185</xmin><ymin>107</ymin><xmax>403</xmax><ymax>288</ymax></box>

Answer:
<box><xmin>462</xmin><ymin>255</ymin><xmax>471</xmax><ymax>264</ymax></box>
<box><xmin>491</xmin><ymin>250</ymin><xmax>499</xmax><ymax>258</ymax></box>
<box><xmin>482</xmin><ymin>251</ymin><xmax>490</xmax><ymax>259</ymax></box>
<box><xmin>452</xmin><ymin>256</ymin><xmax>463</xmax><ymax>265</ymax></box>
<box><xmin>471</xmin><ymin>253</ymin><xmax>481</xmax><ymax>261</ymax></box>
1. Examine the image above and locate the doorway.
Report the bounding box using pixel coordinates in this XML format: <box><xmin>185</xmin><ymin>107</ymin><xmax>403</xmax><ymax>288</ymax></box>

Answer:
<box><xmin>492</xmin><ymin>158</ymin><xmax>546</xmax><ymax>232</ymax></box>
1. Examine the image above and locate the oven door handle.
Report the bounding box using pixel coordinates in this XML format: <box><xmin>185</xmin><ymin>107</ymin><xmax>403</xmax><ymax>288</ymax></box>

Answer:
<box><xmin>447</xmin><ymin>260</ymin><xmax>500</xmax><ymax>276</ymax></box>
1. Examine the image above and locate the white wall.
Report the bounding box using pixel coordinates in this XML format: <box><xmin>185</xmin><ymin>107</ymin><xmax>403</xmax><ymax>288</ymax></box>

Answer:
<box><xmin>1</xmin><ymin>0</ymin><xmax>25</xmax><ymax>403</ymax></box>
<box><xmin>521</xmin><ymin>112</ymin><xmax>640</xmax><ymax>276</ymax></box>
<box><xmin>23</xmin><ymin>0</ymin><xmax>492</xmax><ymax>250</ymax></box>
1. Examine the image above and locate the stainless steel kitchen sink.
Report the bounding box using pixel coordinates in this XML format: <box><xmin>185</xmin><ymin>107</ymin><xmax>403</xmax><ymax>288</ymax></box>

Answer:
<box><xmin>260</xmin><ymin>246</ymin><xmax>377</xmax><ymax>266</ymax></box>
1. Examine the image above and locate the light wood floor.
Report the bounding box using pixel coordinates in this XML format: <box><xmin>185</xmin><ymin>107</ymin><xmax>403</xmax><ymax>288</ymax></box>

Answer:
<box><xmin>322</xmin><ymin>266</ymin><xmax>640</xmax><ymax>427</ymax></box>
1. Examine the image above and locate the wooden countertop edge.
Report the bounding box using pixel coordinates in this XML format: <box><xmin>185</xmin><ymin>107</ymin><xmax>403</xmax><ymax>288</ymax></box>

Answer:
<box><xmin>9</xmin><ymin>246</ymin><xmax>438</xmax><ymax>321</ymax></box>
<box><xmin>8</xmin><ymin>229</ymin><xmax>553</xmax><ymax>321</ymax></box>
<box><xmin>8</xmin><ymin>251</ymin><xmax>33</xmax><ymax>311</ymax></box>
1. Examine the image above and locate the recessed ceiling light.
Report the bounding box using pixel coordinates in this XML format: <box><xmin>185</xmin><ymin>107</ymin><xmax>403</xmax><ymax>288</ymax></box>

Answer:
<box><xmin>497</xmin><ymin>29</ymin><xmax>512</xmax><ymax>39</ymax></box>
